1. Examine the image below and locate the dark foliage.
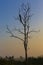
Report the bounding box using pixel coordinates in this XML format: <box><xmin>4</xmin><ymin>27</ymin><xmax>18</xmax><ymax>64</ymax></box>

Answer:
<box><xmin>0</xmin><ymin>56</ymin><xmax>43</xmax><ymax>65</ymax></box>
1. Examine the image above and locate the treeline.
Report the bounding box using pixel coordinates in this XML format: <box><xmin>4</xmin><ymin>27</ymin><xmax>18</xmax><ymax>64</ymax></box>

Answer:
<box><xmin>28</xmin><ymin>57</ymin><xmax>43</xmax><ymax>65</ymax></box>
<box><xmin>0</xmin><ymin>56</ymin><xmax>43</xmax><ymax>65</ymax></box>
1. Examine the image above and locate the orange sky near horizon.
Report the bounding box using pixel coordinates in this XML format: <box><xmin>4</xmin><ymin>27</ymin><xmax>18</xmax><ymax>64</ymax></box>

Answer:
<box><xmin>0</xmin><ymin>27</ymin><xmax>43</xmax><ymax>58</ymax></box>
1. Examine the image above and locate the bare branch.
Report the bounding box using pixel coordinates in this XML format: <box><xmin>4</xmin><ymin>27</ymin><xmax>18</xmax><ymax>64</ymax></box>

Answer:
<box><xmin>19</xmin><ymin>13</ymin><xmax>24</xmax><ymax>26</ymax></box>
<box><xmin>10</xmin><ymin>35</ymin><xmax>24</xmax><ymax>41</ymax></box>
<box><xmin>14</xmin><ymin>28</ymin><xmax>24</xmax><ymax>34</ymax></box>
<box><xmin>6</xmin><ymin>25</ymin><xmax>24</xmax><ymax>41</ymax></box>
<box><xmin>29</xmin><ymin>30</ymin><xmax>40</xmax><ymax>33</ymax></box>
<box><xmin>13</xmin><ymin>16</ymin><xmax>19</xmax><ymax>21</ymax></box>
<box><xmin>13</xmin><ymin>14</ymin><xmax>24</xmax><ymax>26</ymax></box>
<box><xmin>6</xmin><ymin>25</ymin><xmax>14</xmax><ymax>35</ymax></box>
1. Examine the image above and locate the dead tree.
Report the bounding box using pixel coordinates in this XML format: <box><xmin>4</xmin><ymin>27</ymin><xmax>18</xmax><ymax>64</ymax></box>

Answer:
<box><xmin>6</xmin><ymin>3</ymin><xmax>40</xmax><ymax>65</ymax></box>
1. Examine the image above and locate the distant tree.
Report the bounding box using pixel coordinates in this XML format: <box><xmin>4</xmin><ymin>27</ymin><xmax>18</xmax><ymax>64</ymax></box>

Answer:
<box><xmin>6</xmin><ymin>3</ymin><xmax>39</xmax><ymax>65</ymax></box>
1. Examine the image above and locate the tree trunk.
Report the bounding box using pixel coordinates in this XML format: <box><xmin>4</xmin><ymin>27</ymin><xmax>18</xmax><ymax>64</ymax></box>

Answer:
<box><xmin>25</xmin><ymin>46</ymin><xmax>27</xmax><ymax>65</ymax></box>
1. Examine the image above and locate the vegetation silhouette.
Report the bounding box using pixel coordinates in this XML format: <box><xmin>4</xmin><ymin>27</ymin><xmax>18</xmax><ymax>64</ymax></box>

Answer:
<box><xmin>0</xmin><ymin>56</ymin><xmax>43</xmax><ymax>65</ymax></box>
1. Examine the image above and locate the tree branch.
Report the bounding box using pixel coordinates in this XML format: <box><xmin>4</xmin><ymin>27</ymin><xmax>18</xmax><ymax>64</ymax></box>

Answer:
<box><xmin>10</xmin><ymin>35</ymin><xmax>24</xmax><ymax>41</ymax></box>
<box><xmin>29</xmin><ymin>30</ymin><xmax>40</xmax><ymax>33</ymax></box>
<box><xmin>19</xmin><ymin>13</ymin><xmax>24</xmax><ymax>26</ymax></box>
<box><xmin>14</xmin><ymin>28</ymin><xmax>24</xmax><ymax>34</ymax></box>
<box><xmin>6</xmin><ymin>25</ymin><xmax>24</xmax><ymax>41</ymax></box>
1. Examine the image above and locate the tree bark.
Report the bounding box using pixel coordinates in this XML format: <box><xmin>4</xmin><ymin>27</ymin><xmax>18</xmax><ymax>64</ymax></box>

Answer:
<box><xmin>25</xmin><ymin>47</ymin><xmax>27</xmax><ymax>65</ymax></box>
<box><xmin>24</xmin><ymin>20</ymin><xmax>27</xmax><ymax>65</ymax></box>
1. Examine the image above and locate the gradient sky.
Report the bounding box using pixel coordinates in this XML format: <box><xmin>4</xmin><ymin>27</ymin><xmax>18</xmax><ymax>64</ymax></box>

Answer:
<box><xmin>0</xmin><ymin>0</ymin><xmax>43</xmax><ymax>58</ymax></box>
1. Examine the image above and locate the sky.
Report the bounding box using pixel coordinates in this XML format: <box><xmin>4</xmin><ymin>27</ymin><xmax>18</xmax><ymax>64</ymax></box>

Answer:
<box><xmin>0</xmin><ymin>0</ymin><xmax>43</xmax><ymax>58</ymax></box>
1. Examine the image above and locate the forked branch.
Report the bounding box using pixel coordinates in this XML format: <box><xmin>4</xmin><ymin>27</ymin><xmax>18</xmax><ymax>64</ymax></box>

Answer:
<box><xmin>6</xmin><ymin>25</ymin><xmax>24</xmax><ymax>41</ymax></box>
<box><xmin>14</xmin><ymin>28</ymin><xmax>24</xmax><ymax>34</ymax></box>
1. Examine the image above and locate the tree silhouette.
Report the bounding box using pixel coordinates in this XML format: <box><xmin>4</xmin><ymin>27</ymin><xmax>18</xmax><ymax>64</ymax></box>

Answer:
<box><xmin>6</xmin><ymin>3</ymin><xmax>40</xmax><ymax>65</ymax></box>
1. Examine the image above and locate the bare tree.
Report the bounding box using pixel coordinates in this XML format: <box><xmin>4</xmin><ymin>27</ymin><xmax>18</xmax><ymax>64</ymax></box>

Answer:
<box><xmin>6</xmin><ymin>3</ymin><xmax>40</xmax><ymax>65</ymax></box>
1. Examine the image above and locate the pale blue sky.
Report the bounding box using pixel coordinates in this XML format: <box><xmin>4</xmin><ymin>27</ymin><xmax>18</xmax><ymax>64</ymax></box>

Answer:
<box><xmin>0</xmin><ymin>0</ymin><xmax>43</xmax><ymax>35</ymax></box>
<box><xmin>0</xmin><ymin>0</ymin><xmax>43</xmax><ymax>57</ymax></box>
